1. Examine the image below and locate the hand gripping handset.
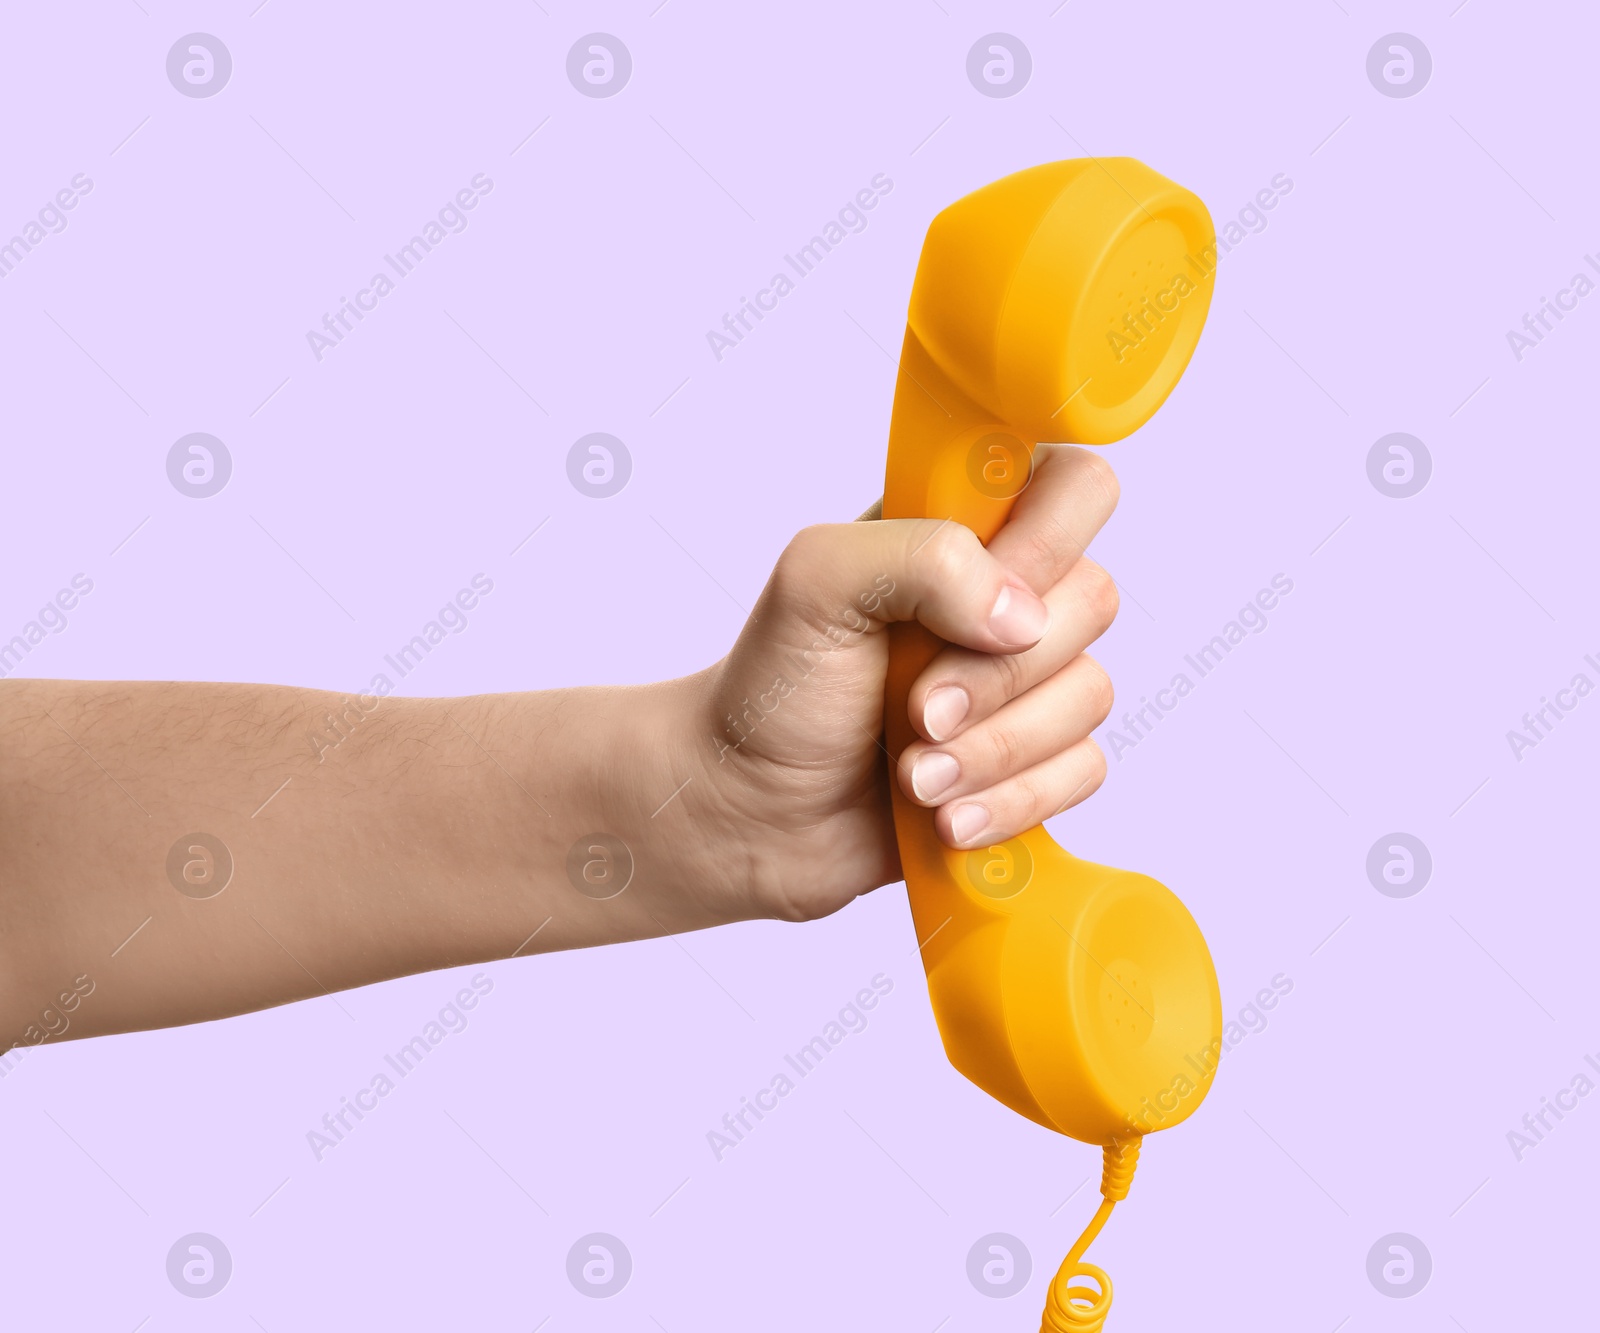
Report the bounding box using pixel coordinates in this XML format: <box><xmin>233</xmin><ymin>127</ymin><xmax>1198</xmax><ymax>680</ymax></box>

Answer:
<box><xmin>881</xmin><ymin>159</ymin><xmax>1223</xmax><ymax>1330</ymax></box>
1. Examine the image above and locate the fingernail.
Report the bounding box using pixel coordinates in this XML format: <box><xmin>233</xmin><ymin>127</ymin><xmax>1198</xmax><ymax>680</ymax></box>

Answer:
<box><xmin>911</xmin><ymin>751</ymin><xmax>960</xmax><ymax>802</ymax></box>
<box><xmin>948</xmin><ymin>802</ymin><xmax>990</xmax><ymax>846</ymax></box>
<box><xmin>988</xmin><ymin>582</ymin><xmax>1050</xmax><ymax>646</ymax></box>
<box><xmin>923</xmin><ymin>686</ymin><xmax>969</xmax><ymax>742</ymax></box>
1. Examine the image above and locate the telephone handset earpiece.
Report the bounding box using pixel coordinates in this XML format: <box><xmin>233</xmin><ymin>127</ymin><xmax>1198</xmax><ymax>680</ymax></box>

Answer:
<box><xmin>880</xmin><ymin>158</ymin><xmax>1224</xmax><ymax>1330</ymax></box>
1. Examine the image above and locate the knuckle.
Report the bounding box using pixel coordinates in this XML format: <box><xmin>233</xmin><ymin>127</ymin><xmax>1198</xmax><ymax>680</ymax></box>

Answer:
<box><xmin>774</xmin><ymin>524</ymin><xmax>818</xmax><ymax>574</ymax></box>
<box><xmin>770</xmin><ymin>525</ymin><xmax>831</xmax><ymax>603</ymax></box>
<box><xmin>1010</xmin><ymin>769</ymin><xmax>1046</xmax><ymax>820</ymax></box>
<box><xmin>1051</xmin><ymin>741</ymin><xmax>1107</xmax><ymax>818</ymax></box>
<box><xmin>1020</xmin><ymin>518</ymin><xmax>1071</xmax><ymax>575</ymax></box>
<box><xmin>1080</xmin><ymin>560</ymin><xmax>1120</xmax><ymax>628</ymax></box>
<box><xmin>918</xmin><ymin>521</ymin><xmax>979</xmax><ymax>590</ymax></box>
<box><xmin>985</xmin><ymin>724</ymin><xmax>1024</xmax><ymax>777</ymax></box>
<box><xmin>1077</xmin><ymin>449</ymin><xmax>1121</xmax><ymax>511</ymax></box>
<box><xmin>1076</xmin><ymin>654</ymin><xmax>1115</xmax><ymax>722</ymax></box>
<box><xmin>791</xmin><ymin>523</ymin><xmax>836</xmax><ymax>567</ymax></box>
<box><xmin>1081</xmin><ymin>738</ymin><xmax>1109</xmax><ymax>788</ymax></box>
<box><xmin>988</xmin><ymin>647</ymin><xmax>1028</xmax><ymax>699</ymax></box>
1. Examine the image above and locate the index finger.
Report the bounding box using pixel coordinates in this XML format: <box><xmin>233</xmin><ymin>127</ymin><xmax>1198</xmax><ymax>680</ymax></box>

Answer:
<box><xmin>986</xmin><ymin>444</ymin><xmax>1120</xmax><ymax>594</ymax></box>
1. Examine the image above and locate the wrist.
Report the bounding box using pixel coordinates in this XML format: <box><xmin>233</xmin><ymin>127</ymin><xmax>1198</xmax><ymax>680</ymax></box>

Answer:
<box><xmin>571</xmin><ymin>669</ymin><xmax>759</xmax><ymax>934</ymax></box>
<box><xmin>611</xmin><ymin>661</ymin><xmax>885</xmax><ymax>929</ymax></box>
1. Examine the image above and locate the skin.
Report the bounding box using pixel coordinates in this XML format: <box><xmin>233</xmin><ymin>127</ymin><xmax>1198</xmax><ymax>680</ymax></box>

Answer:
<box><xmin>0</xmin><ymin>445</ymin><xmax>1119</xmax><ymax>1046</ymax></box>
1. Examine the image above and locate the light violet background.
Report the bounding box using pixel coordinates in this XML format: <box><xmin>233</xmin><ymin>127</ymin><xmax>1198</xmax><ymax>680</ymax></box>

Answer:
<box><xmin>2</xmin><ymin>2</ymin><xmax>1595</xmax><ymax>1329</ymax></box>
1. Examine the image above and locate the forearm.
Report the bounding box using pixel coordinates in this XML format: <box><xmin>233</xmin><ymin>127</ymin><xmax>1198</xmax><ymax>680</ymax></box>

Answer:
<box><xmin>0</xmin><ymin>459</ymin><xmax>1116</xmax><ymax>1050</ymax></box>
<box><xmin>0</xmin><ymin>674</ymin><xmax>734</xmax><ymax>1043</ymax></box>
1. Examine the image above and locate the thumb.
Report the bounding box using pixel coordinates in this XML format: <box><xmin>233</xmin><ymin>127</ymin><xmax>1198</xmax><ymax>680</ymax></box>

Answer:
<box><xmin>763</xmin><ymin>520</ymin><xmax>1050</xmax><ymax>655</ymax></box>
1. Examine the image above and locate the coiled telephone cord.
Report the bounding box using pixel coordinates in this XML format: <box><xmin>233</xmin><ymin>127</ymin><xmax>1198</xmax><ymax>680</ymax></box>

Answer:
<box><xmin>1038</xmin><ymin>1137</ymin><xmax>1141</xmax><ymax>1332</ymax></box>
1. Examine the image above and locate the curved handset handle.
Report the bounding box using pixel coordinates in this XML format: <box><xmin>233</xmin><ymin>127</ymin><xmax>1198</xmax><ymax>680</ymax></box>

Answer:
<box><xmin>883</xmin><ymin>160</ymin><xmax>1223</xmax><ymax>1147</ymax></box>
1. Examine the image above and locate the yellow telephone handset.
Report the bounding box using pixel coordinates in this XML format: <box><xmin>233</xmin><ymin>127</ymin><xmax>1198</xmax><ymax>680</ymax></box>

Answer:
<box><xmin>881</xmin><ymin>159</ymin><xmax>1224</xmax><ymax>1330</ymax></box>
